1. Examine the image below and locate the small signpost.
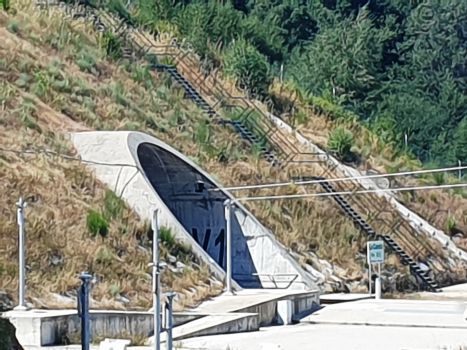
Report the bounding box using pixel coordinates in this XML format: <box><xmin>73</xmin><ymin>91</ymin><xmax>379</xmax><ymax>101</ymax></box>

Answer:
<box><xmin>367</xmin><ymin>241</ymin><xmax>385</xmax><ymax>295</ymax></box>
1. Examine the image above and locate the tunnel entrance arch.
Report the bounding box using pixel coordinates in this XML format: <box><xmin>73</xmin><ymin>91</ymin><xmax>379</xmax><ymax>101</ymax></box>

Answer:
<box><xmin>137</xmin><ymin>142</ymin><xmax>261</xmax><ymax>288</ymax></box>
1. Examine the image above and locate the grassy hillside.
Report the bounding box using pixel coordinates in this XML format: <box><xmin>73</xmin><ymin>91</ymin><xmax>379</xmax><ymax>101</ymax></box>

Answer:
<box><xmin>122</xmin><ymin>0</ymin><xmax>467</xmax><ymax>167</ymax></box>
<box><xmin>93</xmin><ymin>0</ymin><xmax>467</xmax><ymax>255</ymax></box>
<box><xmin>3</xmin><ymin>0</ymin><xmax>466</xmax><ymax>303</ymax></box>
<box><xmin>0</xmin><ymin>5</ymin><xmax>223</xmax><ymax>310</ymax></box>
<box><xmin>0</xmin><ymin>0</ymin><xmax>389</xmax><ymax>296</ymax></box>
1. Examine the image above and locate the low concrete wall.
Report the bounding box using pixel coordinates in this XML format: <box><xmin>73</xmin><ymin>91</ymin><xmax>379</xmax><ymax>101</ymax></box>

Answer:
<box><xmin>185</xmin><ymin>314</ymin><xmax>259</xmax><ymax>339</ymax></box>
<box><xmin>239</xmin><ymin>301</ymin><xmax>278</xmax><ymax>327</ymax></box>
<box><xmin>235</xmin><ymin>291</ymin><xmax>319</xmax><ymax>326</ymax></box>
<box><xmin>5</xmin><ymin>310</ymin><xmax>204</xmax><ymax>347</ymax></box>
<box><xmin>292</xmin><ymin>294</ymin><xmax>320</xmax><ymax>322</ymax></box>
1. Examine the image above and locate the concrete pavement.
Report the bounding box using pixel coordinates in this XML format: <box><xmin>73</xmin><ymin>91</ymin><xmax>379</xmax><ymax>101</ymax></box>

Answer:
<box><xmin>303</xmin><ymin>299</ymin><xmax>467</xmax><ymax>329</ymax></box>
<box><xmin>176</xmin><ymin>323</ymin><xmax>467</xmax><ymax>350</ymax></box>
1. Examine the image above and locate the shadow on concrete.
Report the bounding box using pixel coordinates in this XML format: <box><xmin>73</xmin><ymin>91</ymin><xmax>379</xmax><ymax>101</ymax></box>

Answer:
<box><xmin>0</xmin><ymin>317</ymin><xmax>24</xmax><ymax>350</ymax></box>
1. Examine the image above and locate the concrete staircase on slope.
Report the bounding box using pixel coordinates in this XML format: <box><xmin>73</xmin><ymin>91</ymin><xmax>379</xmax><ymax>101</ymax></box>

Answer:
<box><xmin>50</xmin><ymin>1</ymin><xmax>466</xmax><ymax>290</ymax></box>
<box><xmin>292</xmin><ymin>176</ymin><xmax>440</xmax><ymax>291</ymax></box>
<box><xmin>155</xmin><ymin>65</ymin><xmax>282</xmax><ymax>166</ymax></box>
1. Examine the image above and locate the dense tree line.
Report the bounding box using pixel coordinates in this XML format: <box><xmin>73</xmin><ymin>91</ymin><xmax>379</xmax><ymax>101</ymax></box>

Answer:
<box><xmin>109</xmin><ymin>0</ymin><xmax>467</xmax><ymax>166</ymax></box>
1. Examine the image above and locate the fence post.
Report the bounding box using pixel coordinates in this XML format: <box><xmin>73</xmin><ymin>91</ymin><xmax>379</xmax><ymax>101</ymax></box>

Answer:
<box><xmin>166</xmin><ymin>292</ymin><xmax>175</xmax><ymax>350</ymax></box>
<box><xmin>224</xmin><ymin>200</ymin><xmax>233</xmax><ymax>295</ymax></box>
<box><xmin>14</xmin><ymin>198</ymin><xmax>28</xmax><ymax>311</ymax></box>
<box><xmin>151</xmin><ymin>210</ymin><xmax>161</xmax><ymax>350</ymax></box>
<box><xmin>78</xmin><ymin>272</ymin><xmax>93</xmax><ymax>350</ymax></box>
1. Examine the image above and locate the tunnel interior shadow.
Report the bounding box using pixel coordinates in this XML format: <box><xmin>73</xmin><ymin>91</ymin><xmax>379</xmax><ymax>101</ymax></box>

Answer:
<box><xmin>137</xmin><ymin>143</ymin><xmax>261</xmax><ymax>288</ymax></box>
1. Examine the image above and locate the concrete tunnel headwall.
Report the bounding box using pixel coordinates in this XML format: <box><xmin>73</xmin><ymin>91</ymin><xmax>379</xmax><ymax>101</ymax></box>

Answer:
<box><xmin>71</xmin><ymin>131</ymin><xmax>320</xmax><ymax>291</ymax></box>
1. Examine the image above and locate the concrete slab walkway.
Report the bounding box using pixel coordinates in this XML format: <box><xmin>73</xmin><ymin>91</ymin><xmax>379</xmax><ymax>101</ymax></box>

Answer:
<box><xmin>303</xmin><ymin>299</ymin><xmax>467</xmax><ymax>329</ymax></box>
<box><xmin>193</xmin><ymin>289</ymin><xmax>317</xmax><ymax>314</ymax></box>
<box><xmin>175</xmin><ymin>323</ymin><xmax>467</xmax><ymax>350</ymax></box>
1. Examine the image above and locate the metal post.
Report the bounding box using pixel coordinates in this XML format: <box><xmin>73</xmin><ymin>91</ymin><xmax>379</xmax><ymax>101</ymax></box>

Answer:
<box><xmin>14</xmin><ymin>198</ymin><xmax>28</xmax><ymax>311</ymax></box>
<box><xmin>78</xmin><ymin>272</ymin><xmax>92</xmax><ymax>350</ymax></box>
<box><xmin>224</xmin><ymin>200</ymin><xmax>233</xmax><ymax>295</ymax></box>
<box><xmin>375</xmin><ymin>278</ymin><xmax>382</xmax><ymax>300</ymax></box>
<box><xmin>280</xmin><ymin>64</ymin><xmax>284</xmax><ymax>84</ymax></box>
<box><xmin>405</xmin><ymin>134</ymin><xmax>408</xmax><ymax>148</ymax></box>
<box><xmin>166</xmin><ymin>292</ymin><xmax>175</xmax><ymax>350</ymax></box>
<box><xmin>368</xmin><ymin>263</ymin><xmax>372</xmax><ymax>295</ymax></box>
<box><xmin>459</xmin><ymin>160</ymin><xmax>462</xmax><ymax>181</ymax></box>
<box><xmin>152</xmin><ymin>210</ymin><xmax>161</xmax><ymax>350</ymax></box>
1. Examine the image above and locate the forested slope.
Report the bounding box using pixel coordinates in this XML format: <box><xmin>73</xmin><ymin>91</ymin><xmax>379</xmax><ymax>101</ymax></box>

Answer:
<box><xmin>115</xmin><ymin>0</ymin><xmax>467</xmax><ymax>166</ymax></box>
<box><xmin>100</xmin><ymin>0</ymin><xmax>467</xmax><ymax>253</ymax></box>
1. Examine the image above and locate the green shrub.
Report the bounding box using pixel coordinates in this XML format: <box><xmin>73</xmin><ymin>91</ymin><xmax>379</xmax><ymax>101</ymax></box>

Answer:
<box><xmin>102</xmin><ymin>30</ymin><xmax>123</xmax><ymax>60</ymax></box>
<box><xmin>87</xmin><ymin>210</ymin><xmax>109</xmax><ymax>238</ymax></box>
<box><xmin>104</xmin><ymin>190</ymin><xmax>125</xmax><ymax>220</ymax></box>
<box><xmin>430</xmin><ymin>172</ymin><xmax>447</xmax><ymax>186</ymax></box>
<box><xmin>97</xmin><ymin>247</ymin><xmax>113</xmax><ymax>264</ymax></box>
<box><xmin>223</xmin><ymin>39</ymin><xmax>270</xmax><ymax>97</ymax></box>
<box><xmin>328</xmin><ymin>128</ymin><xmax>355</xmax><ymax>162</ymax></box>
<box><xmin>446</xmin><ymin>215</ymin><xmax>457</xmax><ymax>232</ymax></box>
<box><xmin>0</xmin><ymin>319</ymin><xmax>13</xmax><ymax>350</ymax></box>
<box><xmin>108</xmin><ymin>284</ymin><xmax>121</xmax><ymax>296</ymax></box>
<box><xmin>75</xmin><ymin>50</ymin><xmax>98</xmax><ymax>73</ymax></box>
<box><xmin>6</xmin><ymin>20</ymin><xmax>18</xmax><ymax>33</ymax></box>
<box><xmin>159</xmin><ymin>226</ymin><xmax>175</xmax><ymax>247</ymax></box>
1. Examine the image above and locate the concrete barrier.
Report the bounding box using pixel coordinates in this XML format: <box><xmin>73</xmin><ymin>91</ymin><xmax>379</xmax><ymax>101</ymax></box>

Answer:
<box><xmin>3</xmin><ymin>310</ymin><xmax>204</xmax><ymax>347</ymax></box>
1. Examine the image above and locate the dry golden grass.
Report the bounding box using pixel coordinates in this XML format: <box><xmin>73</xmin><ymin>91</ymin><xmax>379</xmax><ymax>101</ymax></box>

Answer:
<box><xmin>3</xmin><ymin>0</ymin><xmax>463</xmax><ymax>302</ymax></box>
<box><xmin>0</xmin><ymin>0</ymin><xmax>375</xmax><ymax>295</ymax></box>
<box><xmin>0</xmin><ymin>98</ymin><xmax>221</xmax><ymax>310</ymax></box>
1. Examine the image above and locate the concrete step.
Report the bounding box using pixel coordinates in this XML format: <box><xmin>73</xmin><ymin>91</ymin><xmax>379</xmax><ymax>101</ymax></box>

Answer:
<box><xmin>193</xmin><ymin>290</ymin><xmax>319</xmax><ymax>326</ymax></box>
<box><xmin>147</xmin><ymin>313</ymin><xmax>259</xmax><ymax>344</ymax></box>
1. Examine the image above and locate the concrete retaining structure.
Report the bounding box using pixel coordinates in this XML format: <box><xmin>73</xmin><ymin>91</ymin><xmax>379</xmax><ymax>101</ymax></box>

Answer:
<box><xmin>4</xmin><ymin>310</ymin><xmax>203</xmax><ymax>347</ymax></box>
<box><xmin>71</xmin><ymin>131</ymin><xmax>320</xmax><ymax>291</ymax></box>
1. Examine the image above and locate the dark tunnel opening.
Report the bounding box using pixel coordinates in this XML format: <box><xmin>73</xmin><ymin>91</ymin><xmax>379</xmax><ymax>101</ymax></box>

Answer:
<box><xmin>137</xmin><ymin>142</ymin><xmax>261</xmax><ymax>288</ymax></box>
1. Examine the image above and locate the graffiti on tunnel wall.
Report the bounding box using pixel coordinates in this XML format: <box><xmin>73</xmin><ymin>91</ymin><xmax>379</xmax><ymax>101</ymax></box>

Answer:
<box><xmin>192</xmin><ymin>228</ymin><xmax>225</xmax><ymax>268</ymax></box>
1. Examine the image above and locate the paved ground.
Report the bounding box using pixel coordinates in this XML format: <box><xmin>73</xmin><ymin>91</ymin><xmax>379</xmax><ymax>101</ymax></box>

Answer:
<box><xmin>175</xmin><ymin>299</ymin><xmax>467</xmax><ymax>350</ymax></box>
<box><xmin>303</xmin><ymin>299</ymin><xmax>467</xmax><ymax>328</ymax></box>
<box><xmin>176</xmin><ymin>323</ymin><xmax>467</xmax><ymax>350</ymax></box>
<box><xmin>415</xmin><ymin>283</ymin><xmax>467</xmax><ymax>301</ymax></box>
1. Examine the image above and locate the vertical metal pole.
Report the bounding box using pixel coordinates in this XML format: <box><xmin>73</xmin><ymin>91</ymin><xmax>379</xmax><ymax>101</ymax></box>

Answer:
<box><xmin>152</xmin><ymin>210</ymin><xmax>161</xmax><ymax>350</ymax></box>
<box><xmin>375</xmin><ymin>278</ymin><xmax>382</xmax><ymax>300</ymax></box>
<box><xmin>378</xmin><ymin>262</ymin><xmax>381</xmax><ymax>278</ymax></box>
<box><xmin>166</xmin><ymin>293</ymin><xmax>174</xmax><ymax>350</ymax></box>
<box><xmin>280</xmin><ymin>64</ymin><xmax>284</xmax><ymax>84</ymax></box>
<box><xmin>368</xmin><ymin>263</ymin><xmax>372</xmax><ymax>295</ymax></box>
<box><xmin>14</xmin><ymin>198</ymin><xmax>28</xmax><ymax>311</ymax></box>
<box><xmin>459</xmin><ymin>160</ymin><xmax>462</xmax><ymax>181</ymax></box>
<box><xmin>405</xmin><ymin>134</ymin><xmax>408</xmax><ymax>148</ymax></box>
<box><xmin>79</xmin><ymin>272</ymin><xmax>92</xmax><ymax>350</ymax></box>
<box><xmin>224</xmin><ymin>200</ymin><xmax>233</xmax><ymax>294</ymax></box>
